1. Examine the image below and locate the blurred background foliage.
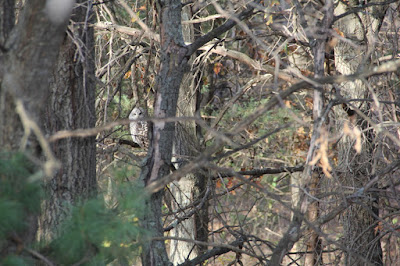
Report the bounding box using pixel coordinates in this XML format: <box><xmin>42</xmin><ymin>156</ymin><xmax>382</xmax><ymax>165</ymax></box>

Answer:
<box><xmin>0</xmin><ymin>152</ymin><xmax>148</xmax><ymax>265</ymax></box>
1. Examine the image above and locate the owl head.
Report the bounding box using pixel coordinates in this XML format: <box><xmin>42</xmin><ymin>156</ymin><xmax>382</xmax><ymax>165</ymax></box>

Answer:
<box><xmin>129</xmin><ymin>107</ymin><xmax>147</xmax><ymax>120</ymax></box>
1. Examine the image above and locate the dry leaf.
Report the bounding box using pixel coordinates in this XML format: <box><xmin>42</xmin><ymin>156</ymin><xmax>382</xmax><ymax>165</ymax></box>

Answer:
<box><xmin>305</xmin><ymin>97</ymin><xmax>313</xmax><ymax>109</ymax></box>
<box><xmin>227</xmin><ymin>178</ymin><xmax>233</xmax><ymax>188</ymax></box>
<box><xmin>353</xmin><ymin>126</ymin><xmax>362</xmax><ymax>153</ymax></box>
<box><xmin>124</xmin><ymin>70</ymin><xmax>132</xmax><ymax>79</ymax></box>
<box><xmin>266</xmin><ymin>15</ymin><xmax>273</xmax><ymax>26</ymax></box>
<box><xmin>343</xmin><ymin>121</ymin><xmax>362</xmax><ymax>154</ymax></box>
<box><xmin>216</xmin><ymin>179</ymin><xmax>222</xmax><ymax>189</ymax></box>
<box><xmin>374</xmin><ymin>221</ymin><xmax>383</xmax><ymax>235</ymax></box>
<box><xmin>309</xmin><ymin>128</ymin><xmax>332</xmax><ymax>177</ymax></box>
<box><xmin>213</xmin><ymin>62</ymin><xmax>223</xmax><ymax>75</ymax></box>
<box><xmin>297</xmin><ymin>127</ymin><xmax>306</xmax><ymax>135</ymax></box>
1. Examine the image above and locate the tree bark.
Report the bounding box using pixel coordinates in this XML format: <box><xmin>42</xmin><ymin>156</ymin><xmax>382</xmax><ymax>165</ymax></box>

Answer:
<box><xmin>37</xmin><ymin>1</ymin><xmax>97</xmax><ymax>242</ymax></box>
<box><xmin>139</xmin><ymin>1</ymin><xmax>257</xmax><ymax>264</ymax></box>
<box><xmin>0</xmin><ymin>0</ymin><xmax>73</xmax><ymax>252</ymax></box>
<box><xmin>169</xmin><ymin>76</ymin><xmax>208</xmax><ymax>264</ymax></box>
<box><xmin>169</xmin><ymin>5</ymin><xmax>208</xmax><ymax>264</ymax></box>
<box><xmin>290</xmin><ymin>1</ymin><xmax>334</xmax><ymax>265</ymax></box>
<box><xmin>334</xmin><ymin>1</ymin><xmax>388</xmax><ymax>265</ymax></box>
<box><xmin>0</xmin><ymin>0</ymin><xmax>14</xmax><ymax>47</ymax></box>
<box><xmin>0</xmin><ymin>0</ymin><xmax>71</xmax><ymax>147</ymax></box>
<box><xmin>140</xmin><ymin>1</ymin><xmax>188</xmax><ymax>265</ymax></box>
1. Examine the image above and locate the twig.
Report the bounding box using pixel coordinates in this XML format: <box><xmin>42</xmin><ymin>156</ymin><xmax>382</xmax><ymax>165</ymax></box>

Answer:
<box><xmin>48</xmin><ymin>116</ymin><xmax>200</xmax><ymax>142</ymax></box>
<box><xmin>15</xmin><ymin>99</ymin><xmax>60</xmax><ymax>178</ymax></box>
<box><xmin>24</xmin><ymin>246</ymin><xmax>56</xmax><ymax>266</ymax></box>
<box><xmin>150</xmin><ymin>236</ymin><xmax>263</xmax><ymax>262</ymax></box>
<box><xmin>164</xmin><ymin>186</ymin><xmax>211</xmax><ymax>232</ymax></box>
<box><xmin>10</xmin><ymin>235</ymin><xmax>55</xmax><ymax>266</ymax></box>
<box><xmin>216</xmin><ymin>165</ymin><xmax>304</xmax><ymax>179</ymax></box>
<box><xmin>117</xmin><ymin>0</ymin><xmax>156</xmax><ymax>40</ymax></box>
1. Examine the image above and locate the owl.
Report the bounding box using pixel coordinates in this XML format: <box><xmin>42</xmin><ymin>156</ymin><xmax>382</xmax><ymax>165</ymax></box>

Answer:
<box><xmin>129</xmin><ymin>107</ymin><xmax>149</xmax><ymax>148</ymax></box>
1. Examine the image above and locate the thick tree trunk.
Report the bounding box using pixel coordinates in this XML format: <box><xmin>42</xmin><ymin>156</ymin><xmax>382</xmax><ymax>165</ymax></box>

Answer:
<box><xmin>139</xmin><ymin>1</ymin><xmax>256</xmax><ymax>264</ymax></box>
<box><xmin>37</xmin><ymin>1</ymin><xmax>97</xmax><ymax>242</ymax></box>
<box><xmin>0</xmin><ymin>0</ymin><xmax>73</xmax><ymax>253</ymax></box>
<box><xmin>0</xmin><ymin>0</ymin><xmax>71</xmax><ymax>148</ymax></box>
<box><xmin>140</xmin><ymin>1</ymin><xmax>187</xmax><ymax>265</ymax></box>
<box><xmin>334</xmin><ymin>1</ymin><xmax>387</xmax><ymax>265</ymax></box>
<box><xmin>0</xmin><ymin>0</ymin><xmax>14</xmax><ymax>48</ymax></box>
<box><xmin>170</xmin><ymin>82</ymin><xmax>208</xmax><ymax>264</ymax></box>
<box><xmin>169</xmin><ymin>5</ymin><xmax>208</xmax><ymax>264</ymax></box>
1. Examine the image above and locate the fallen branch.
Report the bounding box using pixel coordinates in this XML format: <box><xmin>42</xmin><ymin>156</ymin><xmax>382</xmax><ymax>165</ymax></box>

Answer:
<box><xmin>216</xmin><ymin>165</ymin><xmax>304</xmax><ymax>179</ymax></box>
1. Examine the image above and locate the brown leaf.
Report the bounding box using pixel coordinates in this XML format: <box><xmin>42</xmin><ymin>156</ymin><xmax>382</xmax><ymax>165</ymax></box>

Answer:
<box><xmin>213</xmin><ymin>62</ymin><xmax>223</xmax><ymax>75</ymax></box>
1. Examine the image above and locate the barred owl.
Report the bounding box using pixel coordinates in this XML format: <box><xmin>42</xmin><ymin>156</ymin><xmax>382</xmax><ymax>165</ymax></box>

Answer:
<box><xmin>129</xmin><ymin>107</ymin><xmax>148</xmax><ymax>148</ymax></box>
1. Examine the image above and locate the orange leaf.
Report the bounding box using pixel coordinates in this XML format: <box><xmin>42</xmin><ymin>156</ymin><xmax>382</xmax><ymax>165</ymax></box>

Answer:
<box><xmin>305</xmin><ymin>97</ymin><xmax>313</xmax><ymax>109</ymax></box>
<box><xmin>333</xmin><ymin>27</ymin><xmax>344</xmax><ymax>38</ymax></box>
<box><xmin>213</xmin><ymin>62</ymin><xmax>223</xmax><ymax>75</ymax></box>
<box><xmin>297</xmin><ymin>126</ymin><xmax>306</xmax><ymax>135</ymax></box>
<box><xmin>374</xmin><ymin>221</ymin><xmax>383</xmax><ymax>235</ymax></box>
<box><xmin>124</xmin><ymin>70</ymin><xmax>132</xmax><ymax>79</ymax></box>
<box><xmin>216</xmin><ymin>180</ymin><xmax>222</xmax><ymax>189</ymax></box>
<box><xmin>227</xmin><ymin>178</ymin><xmax>233</xmax><ymax>188</ymax></box>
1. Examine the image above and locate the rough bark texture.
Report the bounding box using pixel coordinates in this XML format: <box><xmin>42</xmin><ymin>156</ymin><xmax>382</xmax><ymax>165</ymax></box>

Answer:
<box><xmin>0</xmin><ymin>0</ymin><xmax>73</xmax><ymax>253</ymax></box>
<box><xmin>1</xmin><ymin>0</ymin><xmax>70</xmax><ymax>150</ymax></box>
<box><xmin>304</xmin><ymin>2</ymin><xmax>334</xmax><ymax>263</ymax></box>
<box><xmin>37</xmin><ymin>1</ymin><xmax>97</xmax><ymax>242</ymax></box>
<box><xmin>169</xmin><ymin>5</ymin><xmax>208</xmax><ymax>264</ymax></box>
<box><xmin>287</xmin><ymin>1</ymin><xmax>334</xmax><ymax>265</ymax></box>
<box><xmin>170</xmin><ymin>91</ymin><xmax>208</xmax><ymax>264</ymax></box>
<box><xmin>0</xmin><ymin>0</ymin><xmax>14</xmax><ymax>47</ymax></box>
<box><xmin>1</xmin><ymin>0</ymin><xmax>70</xmax><ymax>116</ymax></box>
<box><xmin>334</xmin><ymin>1</ymin><xmax>387</xmax><ymax>265</ymax></box>
<box><xmin>139</xmin><ymin>1</ymin><xmax>257</xmax><ymax>264</ymax></box>
<box><xmin>140</xmin><ymin>0</ymin><xmax>188</xmax><ymax>265</ymax></box>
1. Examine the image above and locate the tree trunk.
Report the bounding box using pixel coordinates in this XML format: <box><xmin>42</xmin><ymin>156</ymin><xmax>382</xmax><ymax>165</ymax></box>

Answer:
<box><xmin>169</xmin><ymin>80</ymin><xmax>201</xmax><ymax>263</ymax></box>
<box><xmin>0</xmin><ymin>0</ymin><xmax>74</xmax><ymax>252</ymax></box>
<box><xmin>169</xmin><ymin>5</ymin><xmax>208</xmax><ymax>264</ymax></box>
<box><xmin>37</xmin><ymin>1</ymin><xmax>97</xmax><ymax>242</ymax></box>
<box><xmin>140</xmin><ymin>1</ymin><xmax>187</xmax><ymax>265</ymax></box>
<box><xmin>0</xmin><ymin>0</ymin><xmax>71</xmax><ymax>148</ymax></box>
<box><xmin>0</xmin><ymin>0</ymin><xmax>15</xmax><ymax>48</ymax></box>
<box><xmin>334</xmin><ymin>1</ymin><xmax>387</xmax><ymax>265</ymax></box>
<box><xmin>291</xmin><ymin>1</ymin><xmax>334</xmax><ymax>265</ymax></box>
<box><xmin>139</xmin><ymin>1</ymin><xmax>256</xmax><ymax>264</ymax></box>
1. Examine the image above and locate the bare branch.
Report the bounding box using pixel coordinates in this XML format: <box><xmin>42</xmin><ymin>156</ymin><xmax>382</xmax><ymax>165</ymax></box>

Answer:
<box><xmin>15</xmin><ymin>100</ymin><xmax>60</xmax><ymax>178</ymax></box>
<box><xmin>186</xmin><ymin>1</ymin><xmax>261</xmax><ymax>56</ymax></box>
<box><xmin>150</xmin><ymin>236</ymin><xmax>264</xmax><ymax>263</ymax></box>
